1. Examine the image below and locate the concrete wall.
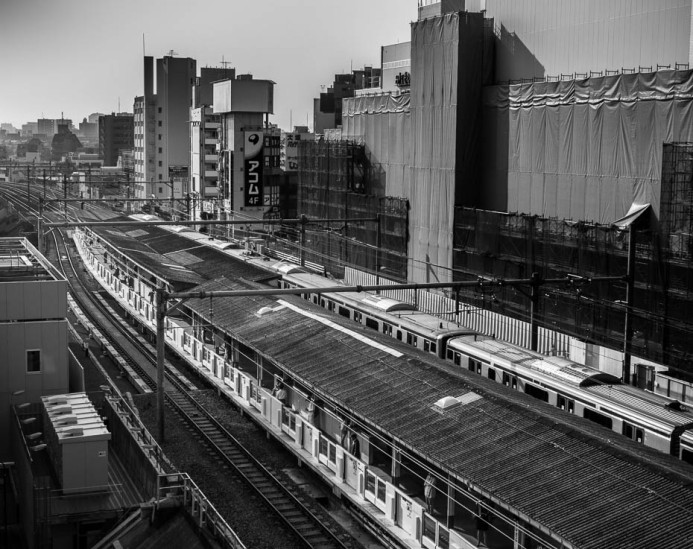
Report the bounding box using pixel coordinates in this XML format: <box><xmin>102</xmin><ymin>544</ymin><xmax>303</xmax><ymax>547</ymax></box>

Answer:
<box><xmin>0</xmin><ymin>280</ymin><xmax>67</xmax><ymax>321</ymax></box>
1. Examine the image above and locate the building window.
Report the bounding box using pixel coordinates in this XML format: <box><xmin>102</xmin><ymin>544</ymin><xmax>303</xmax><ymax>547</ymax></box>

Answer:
<box><xmin>158</xmin><ymin>107</ymin><xmax>162</xmax><ymax>113</ymax></box>
<box><xmin>27</xmin><ymin>350</ymin><xmax>41</xmax><ymax>372</ymax></box>
<box><xmin>158</xmin><ymin>134</ymin><xmax>161</xmax><ymax>141</ymax></box>
<box><xmin>158</xmin><ymin>174</ymin><xmax>162</xmax><ymax>180</ymax></box>
<box><xmin>158</xmin><ymin>121</ymin><xmax>162</xmax><ymax>127</ymax></box>
<box><xmin>158</xmin><ymin>161</ymin><xmax>162</xmax><ymax>167</ymax></box>
<box><xmin>158</xmin><ymin>147</ymin><xmax>162</xmax><ymax>153</ymax></box>
<box><xmin>159</xmin><ymin>187</ymin><xmax>163</xmax><ymax>193</ymax></box>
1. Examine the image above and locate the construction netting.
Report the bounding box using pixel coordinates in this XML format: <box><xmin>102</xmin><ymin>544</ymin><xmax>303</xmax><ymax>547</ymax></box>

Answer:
<box><xmin>482</xmin><ymin>70</ymin><xmax>693</xmax><ymax>223</ymax></box>
<box><xmin>293</xmin><ymin>139</ymin><xmax>409</xmax><ymax>279</ymax></box>
<box><xmin>453</xmin><ymin>207</ymin><xmax>693</xmax><ymax>377</ymax></box>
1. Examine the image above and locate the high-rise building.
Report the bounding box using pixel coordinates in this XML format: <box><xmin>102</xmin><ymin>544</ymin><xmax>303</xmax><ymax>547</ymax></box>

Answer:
<box><xmin>99</xmin><ymin>113</ymin><xmax>134</xmax><ymax>167</ymax></box>
<box><xmin>133</xmin><ymin>55</ymin><xmax>196</xmax><ymax>200</ymax></box>
<box><xmin>190</xmin><ymin>67</ymin><xmax>236</xmax><ymax>219</ymax></box>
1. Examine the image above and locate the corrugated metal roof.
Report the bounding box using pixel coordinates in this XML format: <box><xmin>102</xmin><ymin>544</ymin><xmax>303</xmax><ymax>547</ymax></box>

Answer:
<box><xmin>181</xmin><ymin>277</ymin><xmax>693</xmax><ymax>549</ymax></box>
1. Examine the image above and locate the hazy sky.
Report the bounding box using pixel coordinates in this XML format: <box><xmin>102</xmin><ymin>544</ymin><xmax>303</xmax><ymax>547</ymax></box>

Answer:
<box><xmin>0</xmin><ymin>0</ymin><xmax>415</xmax><ymax>131</ymax></box>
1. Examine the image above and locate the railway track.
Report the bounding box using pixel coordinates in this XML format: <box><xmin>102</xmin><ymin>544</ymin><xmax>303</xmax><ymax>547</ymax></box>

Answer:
<box><xmin>1</xmin><ymin>188</ymin><xmax>358</xmax><ymax>549</ymax></box>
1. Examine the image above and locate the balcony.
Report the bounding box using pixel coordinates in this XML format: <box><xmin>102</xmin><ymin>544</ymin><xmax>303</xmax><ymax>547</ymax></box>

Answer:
<box><xmin>204</xmin><ymin>154</ymin><xmax>218</xmax><ymax>163</ymax></box>
<box><xmin>203</xmin><ymin>186</ymin><xmax>220</xmax><ymax>197</ymax></box>
<box><xmin>205</xmin><ymin>122</ymin><xmax>221</xmax><ymax>130</ymax></box>
<box><xmin>204</xmin><ymin>170</ymin><xmax>218</xmax><ymax>178</ymax></box>
<box><xmin>204</xmin><ymin>138</ymin><xmax>217</xmax><ymax>146</ymax></box>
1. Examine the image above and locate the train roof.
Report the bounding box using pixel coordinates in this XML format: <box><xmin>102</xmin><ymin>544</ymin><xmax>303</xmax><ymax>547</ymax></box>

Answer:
<box><xmin>85</xmin><ymin>221</ymin><xmax>273</xmax><ymax>286</ymax></box>
<box><xmin>585</xmin><ymin>384</ymin><xmax>693</xmax><ymax>427</ymax></box>
<box><xmin>180</xmin><ymin>276</ymin><xmax>693</xmax><ymax>549</ymax></box>
<box><xmin>448</xmin><ymin>335</ymin><xmax>693</xmax><ymax>429</ymax></box>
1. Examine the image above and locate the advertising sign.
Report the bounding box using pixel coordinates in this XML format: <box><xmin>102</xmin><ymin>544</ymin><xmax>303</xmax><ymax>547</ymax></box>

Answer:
<box><xmin>283</xmin><ymin>132</ymin><xmax>301</xmax><ymax>171</ymax></box>
<box><xmin>244</xmin><ymin>131</ymin><xmax>263</xmax><ymax>207</ymax></box>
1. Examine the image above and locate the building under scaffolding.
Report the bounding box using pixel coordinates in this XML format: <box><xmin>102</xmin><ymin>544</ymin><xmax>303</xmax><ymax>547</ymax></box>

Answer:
<box><xmin>452</xmin><ymin>196</ymin><xmax>693</xmax><ymax>383</ymax></box>
<box><xmin>296</xmin><ymin>139</ymin><xmax>408</xmax><ymax>279</ymax></box>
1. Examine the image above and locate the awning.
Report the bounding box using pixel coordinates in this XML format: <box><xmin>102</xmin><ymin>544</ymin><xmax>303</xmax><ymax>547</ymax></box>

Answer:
<box><xmin>612</xmin><ymin>203</ymin><xmax>651</xmax><ymax>229</ymax></box>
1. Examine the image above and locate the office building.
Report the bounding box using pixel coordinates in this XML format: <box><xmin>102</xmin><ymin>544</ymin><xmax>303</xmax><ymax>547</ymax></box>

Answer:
<box><xmin>133</xmin><ymin>55</ymin><xmax>196</xmax><ymax>199</ymax></box>
<box><xmin>99</xmin><ymin>113</ymin><xmax>134</xmax><ymax>167</ymax></box>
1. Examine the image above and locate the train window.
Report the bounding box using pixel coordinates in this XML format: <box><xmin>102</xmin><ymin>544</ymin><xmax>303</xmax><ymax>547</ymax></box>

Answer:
<box><xmin>503</xmin><ymin>372</ymin><xmax>510</xmax><ymax>386</ymax></box>
<box><xmin>454</xmin><ymin>353</ymin><xmax>460</xmax><ymax>366</ymax></box>
<box><xmin>525</xmin><ymin>383</ymin><xmax>549</xmax><ymax>402</ymax></box>
<box><xmin>313</xmin><ymin>296</ymin><xmax>319</xmax><ymax>304</ymax></box>
<box><xmin>431</xmin><ymin>342</ymin><xmax>437</xmax><ymax>354</ymax></box>
<box><xmin>557</xmin><ymin>395</ymin><xmax>574</xmax><ymax>412</ymax></box>
<box><xmin>366</xmin><ymin>317</ymin><xmax>379</xmax><ymax>330</ymax></box>
<box><xmin>623</xmin><ymin>423</ymin><xmax>634</xmax><ymax>439</ymax></box>
<box><xmin>439</xmin><ymin>526</ymin><xmax>449</xmax><ymax>549</ymax></box>
<box><xmin>338</xmin><ymin>306</ymin><xmax>350</xmax><ymax>318</ymax></box>
<box><xmin>396</xmin><ymin>330</ymin><xmax>402</xmax><ymax>341</ymax></box>
<box><xmin>423</xmin><ymin>515</ymin><xmax>436</xmax><ymax>542</ymax></box>
<box><xmin>512</xmin><ymin>376</ymin><xmax>517</xmax><ymax>390</ymax></box>
<box><xmin>327</xmin><ymin>301</ymin><xmax>335</xmax><ymax>312</ymax></box>
<box><xmin>623</xmin><ymin>423</ymin><xmax>645</xmax><ymax>444</ymax></box>
<box><xmin>682</xmin><ymin>449</ymin><xmax>693</xmax><ymax>465</ymax></box>
<box><xmin>354</xmin><ymin>312</ymin><xmax>362</xmax><ymax>323</ymax></box>
<box><xmin>406</xmin><ymin>333</ymin><xmax>418</xmax><ymax>347</ymax></box>
<box><xmin>447</xmin><ymin>349</ymin><xmax>454</xmax><ymax>360</ymax></box>
<box><xmin>424</xmin><ymin>340</ymin><xmax>430</xmax><ymax>352</ymax></box>
<box><xmin>320</xmin><ymin>299</ymin><xmax>325</xmax><ymax>307</ymax></box>
<box><xmin>382</xmin><ymin>323</ymin><xmax>392</xmax><ymax>336</ymax></box>
<box><xmin>377</xmin><ymin>479</ymin><xmax>386</xmax><ymax>503</ymax></box>
<box><xmin>366</xmin><ymin>472</ymin><xmax>376</xmax><ymax>494</ymax></box>
<box><xmin>583</xmin><ymin>408</ymin><xmax>613</xmax><ymax>430</ymax></box>
<box><xmin>488</xmin><ymin>367</ymin><xmax>496</xmax><ymax>381</ymax></box>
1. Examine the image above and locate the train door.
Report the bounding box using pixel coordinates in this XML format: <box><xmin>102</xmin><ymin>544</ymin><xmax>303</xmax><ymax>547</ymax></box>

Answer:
<box><xmin>395</xmin><ymin>492</ymin><xmax>417</xmax><ymax>537</ymax></box>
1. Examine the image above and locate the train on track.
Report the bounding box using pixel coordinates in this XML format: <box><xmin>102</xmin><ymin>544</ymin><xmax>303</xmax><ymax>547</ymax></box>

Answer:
<box><xmin>134</xmin><ymin>217</ymin><xmax>693</xmax><ymax>464</ymax></box>
<box><xmin>274</xmin><ymin>268</ymin><xmax>693</xmax><ymax>463</ymax></box>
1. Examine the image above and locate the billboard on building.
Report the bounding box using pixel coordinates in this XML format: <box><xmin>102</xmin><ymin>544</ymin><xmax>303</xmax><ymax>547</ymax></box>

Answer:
<box><xmin>282</xmin><ymin>132</ymin><xmax>301</xmax><ymax>171</ymax></box>
<box><xmin>244</xmin><ymin>131</ymin><xmax>263</xmax><ymax>207</ymax></box>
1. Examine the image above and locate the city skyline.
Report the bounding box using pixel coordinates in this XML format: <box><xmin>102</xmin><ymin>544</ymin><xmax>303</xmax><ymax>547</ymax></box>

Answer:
<box><xmin>0</xmin><ymin>0</ymin><xmax>415</xmax><ymax>131</ymax></box>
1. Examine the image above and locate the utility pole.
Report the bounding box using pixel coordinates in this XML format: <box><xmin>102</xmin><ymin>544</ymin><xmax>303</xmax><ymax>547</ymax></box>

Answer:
<box><xmin>38</xmin><ymin>196</ymin><xmax>43</xmax><ymax>253</ymax></box>
<box><xmin>529</xmin><ymin>272</ymin><xmax>542</xmax><ymax>351</ymax></box>
<box><xmin>63</xmin><ymin>174</ymin><xmax>68</xmax><ymax>220</ymax></box>
<box><xmin>42</xmin><ymin>169</ymin><xmax>46</xmax><ymax>200</ymax></box>
<box><xmin>622</xmin><ymin>225</ymin><xmax>637</xmax><ymax>384</ymax></box>
<box><xmin>170</xmin><ymin>178</ymin><xmax>175</xmax><ymax>220</ymax></box>
<box><xmin>27</xmin><ymin>165</ymin><xmax>30</xmax><ymax>203</ymax></box>
<box><xmin>375</xmin><ymin>213</ymin><xmax>382</xmax><ymax>294</ymax></box>
<box><xmin>155</xmin><ymin>288</ymin><xmax>166</xmax><ymax>441</ymax></box>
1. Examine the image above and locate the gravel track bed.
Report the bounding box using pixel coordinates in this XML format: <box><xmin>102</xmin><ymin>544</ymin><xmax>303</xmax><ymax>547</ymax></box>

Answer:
<box><xmin>136</xmin><ymin>395</ymin><xmax>307</xmax><ymax>548</ymax></box>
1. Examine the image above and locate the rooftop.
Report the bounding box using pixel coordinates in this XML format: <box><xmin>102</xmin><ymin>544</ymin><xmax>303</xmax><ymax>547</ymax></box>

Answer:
<box><xmin>0</xmin><ymin>237</ymin><xmax>64</xmax><ymax>282</ymax></box>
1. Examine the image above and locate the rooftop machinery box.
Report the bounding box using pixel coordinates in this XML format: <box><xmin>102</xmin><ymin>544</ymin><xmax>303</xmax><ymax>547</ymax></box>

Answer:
<box><xmin>42</xmin><ymin>393</ymin><xmax>111</xmax><ymax>494</ymax></box>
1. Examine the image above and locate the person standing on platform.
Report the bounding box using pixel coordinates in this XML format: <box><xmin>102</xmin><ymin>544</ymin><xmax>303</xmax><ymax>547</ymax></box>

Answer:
<box><xmin>476</xmin><ymin>502</ymin><xmax>490</xmax><ymax>547</ymax></box>
<box><xmin>340</xmin><ymin>419</ymin><xmax>351</xmax><ymax>448</ymax></box>
<box><xmin>273</xmin><ymin>380</ymin><xmax>287</xmax><ymax>407</ymax></box>
<box><xmin>305</xmin><ymin>395</ymin><xmax>316</xmax><ymax>425</ymax></box>
<box><xmin>424</xmin><ymin>473</ymin><xmax>436</xmax><ymax>514</ymax></box>
<box><xmin>349</xmin><ymin>432</ymin><xmax>360</xmax><ymax>458</ymax></box>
